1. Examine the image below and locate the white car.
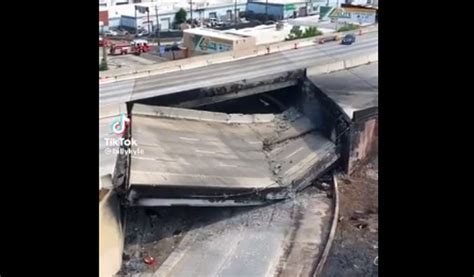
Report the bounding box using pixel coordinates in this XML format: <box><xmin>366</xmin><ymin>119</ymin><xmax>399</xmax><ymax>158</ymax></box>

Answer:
<box><xmin>104</xmin><ymin>30</ymin><xmax>118</xmax><ymax>36</ymax></box>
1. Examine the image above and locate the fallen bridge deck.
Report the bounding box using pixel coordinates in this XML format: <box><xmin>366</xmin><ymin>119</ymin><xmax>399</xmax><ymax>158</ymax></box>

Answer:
<box><xmin>125</xmin><ymin>104</ymin><xmax>339</xmax><ymax>206</ymax></box>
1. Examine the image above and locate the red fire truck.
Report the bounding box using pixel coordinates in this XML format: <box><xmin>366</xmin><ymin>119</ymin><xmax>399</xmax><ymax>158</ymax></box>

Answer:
<box><xmin>109</xmin><ymin>39</ymin><xmax>151</xmax><ymax>55</ymax></box>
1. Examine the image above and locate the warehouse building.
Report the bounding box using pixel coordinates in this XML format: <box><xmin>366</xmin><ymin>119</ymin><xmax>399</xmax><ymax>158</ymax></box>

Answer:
<box><xmin>100</xmin><ymin>0</ymin><xmax>247</xmax><ymax>32</ymax></box>
<box><xmin>246</xmin><ymin>0</ymin><xmax>340</xmax><ymax>20</ymax></box>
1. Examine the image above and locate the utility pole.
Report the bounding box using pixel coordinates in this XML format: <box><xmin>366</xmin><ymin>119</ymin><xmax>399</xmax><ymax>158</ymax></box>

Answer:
<box><xmin>147</xmin><ymin>9</ymin><xmax>151</xmax><ymax>35</ymax></box>
<box><xmin>135</xmin><ymin>6</ymin><xmax>138</xmax><ymax>37</ymax></box>
<box><xmin>335</xmin><ymin>0</ymin><xmax>339</xmax><ymax>32</ymax></box>
<box><xmin>234</xmin><ymin>0</ymin><xmax>238</xmax><ymax>24</ymax></box>
<box><xmin>189</xmin><ymin>1</ymin><xmax>193</xmax><ymax>25</ymax></box>
<box><xmin>155</xmin><ymin>5</ymin><xmax>161</xmax><ymax>53</ymax></box>
<box><xmin>100</xmin><ymin>24</ymin><xmax>108</xmax><ymax>70</ymax></box>
<box><xmin>265</xmin><ymin>0</ymin><xmax>268</xmax><ymax>22</ymax></box>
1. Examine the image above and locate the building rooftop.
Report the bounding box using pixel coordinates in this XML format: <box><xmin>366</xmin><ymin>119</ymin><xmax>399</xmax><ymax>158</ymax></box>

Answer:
<box><xmin>249</xmin><ymin>0</ymin><xmax>307</xmax><ymax>5</ymax></box>
<box><xmin>225</xmin><ymin>21</ymin><xmax>334</xmax><ymax>45</ymax></box>
<box><xmin>185</xmin><ymin>28</ymin><xmax>251</xmax><ymax>41</ymax></box>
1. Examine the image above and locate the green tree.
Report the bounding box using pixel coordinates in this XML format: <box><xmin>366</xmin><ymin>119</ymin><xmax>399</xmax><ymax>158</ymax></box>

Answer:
<box><xmin>303</xmin><ymin>27</ymin><xmax>322</xmax><ymax>38</ymax></box>
<box><xmin>286</xmin><ymin>26</ymin><xmax>322</xmax><ymax>40</ymax></box>
<box><xmin>337</xmin><ymin>23</ymin><xmax>358</xmax><ymax>32</ymax></box>
<box><xmin>175</xmin><ymin>8</ymin><xmax>187</xmax><ymax>24</ymax></box>
<box><xmin>287</xmin><ymin>26</ymin><xmax>303</xmax><ymax>40</ymax></box>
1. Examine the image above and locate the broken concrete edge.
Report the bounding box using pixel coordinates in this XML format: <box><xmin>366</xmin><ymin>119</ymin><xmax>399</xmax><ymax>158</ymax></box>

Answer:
<box><xmin>127</xmin><ymin>180</ymin><xmax>284</xmax><ymax>207</ymax></box>
<box><xmin>127</xmin><ymin>149</ymin><xmax>338</xmax><ymax>206</ymax></box>
<box><xmin>100</xmin><ymin>103</ymin><xmax>128</xmax><ymax>119</ymax></box>
<box><xmin>135</xmin><ymin>198</ymin><xmax>269</xmax><ymax>207</ymax></box>
<box><xmin>132</xmin><ymin>104</ymin><xmax>275</xmax><ymax>124</ymax></box>
<box><xmin>313</xmin><ymin>172</ymin><xmax>340</xmax><ymax>277</ymax></box>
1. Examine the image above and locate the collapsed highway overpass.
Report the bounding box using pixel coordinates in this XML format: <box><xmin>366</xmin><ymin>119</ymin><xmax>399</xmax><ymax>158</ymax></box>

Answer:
<box><xmin>99</xmin><ymin>52</ymin><xmax>378</xmax><ymax>276</ymax></box>
<box><xmin>121</xmin><ymin>104</ymin><xmax>339</xmax><ymax>206</ymax></box>
<box><xmin>103</xmin><ymin>61</ymin><xmax>378</xmax><ymax>205</ymax></box>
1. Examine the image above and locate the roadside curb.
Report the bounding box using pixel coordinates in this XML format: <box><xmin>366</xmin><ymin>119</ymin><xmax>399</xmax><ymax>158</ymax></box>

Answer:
<box><xmin>313</xmin><ymin>172</ymin><xmax>340</xmax><ymax>276</ymax></box>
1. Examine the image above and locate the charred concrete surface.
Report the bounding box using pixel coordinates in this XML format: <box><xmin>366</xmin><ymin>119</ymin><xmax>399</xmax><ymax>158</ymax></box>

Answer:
<box><xmin>125</xmin><ymin>104</ymin><xmax>339</xmax><ymax>206</ymax></box>
<box><xmin>306</xmin><ymin>63</ymin><xmax>378</xmax><ymax>174</ymax></box>
<box><xmin>119</xmin><ymin>186</ymin><xmax>332</xmax><ymax>277</ymax></box>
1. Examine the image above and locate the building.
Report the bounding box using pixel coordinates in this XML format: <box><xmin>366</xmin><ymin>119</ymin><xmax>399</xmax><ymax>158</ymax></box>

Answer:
<box><xmin>246</xmin><ymin>0</ymin><xmax>340</xmax><ymax>20</ymax></box>
<box><xmin>345</xmin><ymin>0</ymin><xmax>378</xmax><ymax>7</ymax></box>
<box><xmin>99</xmin><ymin>0</ymin><xmax>160</xmax><ymax>9</ymax></box>
<box><xmin>100</xmin><ymin>0</ymin><xmax>247</xmax><ymax>32</ymax></box>
<box><xmin>99</xmin><ymin>10</ymin><xmax>110</xmax><ymax>32</ymax></box>
<box><xmin>329</xmin><ymin>5</ymin><xmax>377</xmax><ymax>25</ymax></box>
<box><xmin>183</xmin><ymin>28</ymin><xmax>256</xmax><ymax>55</ymax></box>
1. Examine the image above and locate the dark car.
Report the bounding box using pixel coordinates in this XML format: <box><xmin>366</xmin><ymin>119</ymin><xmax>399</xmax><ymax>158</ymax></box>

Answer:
<box><xmin>341</xmin><ymin>33</ymin><xmax>356</xmax><ymax>45</ymax></box>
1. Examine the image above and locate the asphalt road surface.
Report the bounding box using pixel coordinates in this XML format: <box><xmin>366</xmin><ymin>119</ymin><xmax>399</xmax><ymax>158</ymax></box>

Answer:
<box><xmin>99</xmin><ymin>32</ymin><xmax>378</xmax><ymax>106</ymax></box>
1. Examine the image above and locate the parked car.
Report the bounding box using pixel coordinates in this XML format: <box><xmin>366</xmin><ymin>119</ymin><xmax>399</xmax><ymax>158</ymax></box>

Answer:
<box><xmin>135</xmin><ymin>28</ymin><xmax>150</xmax><ymax>37</ymax></box>
<box><xmin>341</xmin><ymin>33</ymin><xmax>356</xmax><ymax>45</ymax></box>
<box><xmin>110</xmin><ymin>27</ymin><xmax>129</xmax><ymax>35</ymax></box>
<box><xmin>104</xmin><ymin>30</ymin><xmax>118</xmax><ymax>36</ymax></box>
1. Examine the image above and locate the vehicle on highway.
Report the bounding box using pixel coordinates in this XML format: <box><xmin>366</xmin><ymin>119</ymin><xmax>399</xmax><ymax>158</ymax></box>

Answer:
<box><xmin>317</xmin><ymin>35</ymin><xmax>337</xmax><ymax>44</ymax></box>
<box><xmin>341</xmin><ymin>33</ymin><xmax>356</xmax><ymax>45</ymax></box>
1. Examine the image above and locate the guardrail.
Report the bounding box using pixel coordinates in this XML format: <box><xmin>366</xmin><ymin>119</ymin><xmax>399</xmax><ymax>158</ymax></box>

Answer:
<box><xmin>99</xmin><ymin>25</ymin><xmax>377</xmax><ymax>84</ymax></box>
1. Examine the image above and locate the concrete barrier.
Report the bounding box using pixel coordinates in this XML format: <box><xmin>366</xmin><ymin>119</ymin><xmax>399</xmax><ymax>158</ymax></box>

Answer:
<box><xmin>306</xmin><ymin>60</ymin><xmax>345</xmax><ymax>76</ymax></box>
<box><xmin>253</xmin><ymin>114</ymin><xmax>275</xmax><ymax>123</ymax></box>
<box><xmin>99</xmin><ymin>176</ymin><xmax>124</xmax><ymax>277</ymax></box>
<box><xmin>198</xmin><ymin>110</ymin><xmax>229</xmax><ymax>123</ymax></box>
<box><xmin>180</xmin><ymin>60</ymin><xmax>209</xmax><ymax>70</ymax></box>
<box><xmin>307</xmin><ymin>51</ymin><xmax>378</xmax><ymax>77</ymax></box>
<box><xmin>368</xmin><ymin>52</ymin><xmax>378</xmax><ymax>62</ymax></box>
<box><xmin>343</xmin><ymin>55</ymin><xmax>370</xmax><ymax>68</ymax></box>
<box><xmin>227</xmin><ymin>114</ymin><xmax>254</xmax><ymax>124</ymax></box>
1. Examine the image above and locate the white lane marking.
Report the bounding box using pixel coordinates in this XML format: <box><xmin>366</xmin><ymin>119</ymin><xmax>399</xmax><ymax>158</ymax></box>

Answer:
<box><xmin>285</xmin><ymin>146</ymin><xmax>304</xmax><ymax>160</ymax></box>
<box><xmin>179</xmin><ymin>136</ymin><xmax>200</xmax><ymax>141</ymax></box>
<box><xmin>195</xmin><ymin>149</ymin><xmax>216</xmax><ymax>154</ymax></box>
<box><xmin>219</xmin><ymin>163</ymin><xmax>238</xmax><ymax>167</ymax></box>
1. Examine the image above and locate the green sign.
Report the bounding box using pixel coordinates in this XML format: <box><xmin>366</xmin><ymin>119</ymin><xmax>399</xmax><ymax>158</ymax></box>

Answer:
<box><xmin>285</xmin><ymin>4</ymin><xmax>295</xmax><ymax>11</ymax></box>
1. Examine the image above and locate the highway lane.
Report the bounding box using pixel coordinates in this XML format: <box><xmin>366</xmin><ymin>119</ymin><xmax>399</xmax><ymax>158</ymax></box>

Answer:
<box><xmin>121</xmin><ymin>186</ymin><xmax>333</xmax><ymax>277</ymax></box>
<box><xmin>100</xmin><ymin>32</ymin><xmax>378</xmax><ymax>106</ymax></box>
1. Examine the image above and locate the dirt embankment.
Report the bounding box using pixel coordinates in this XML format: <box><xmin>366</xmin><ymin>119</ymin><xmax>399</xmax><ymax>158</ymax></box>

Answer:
<box><xmin>321</xmin><ymin>155</ymin><xmax>378</xmax><ymax>277</ymax></box>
